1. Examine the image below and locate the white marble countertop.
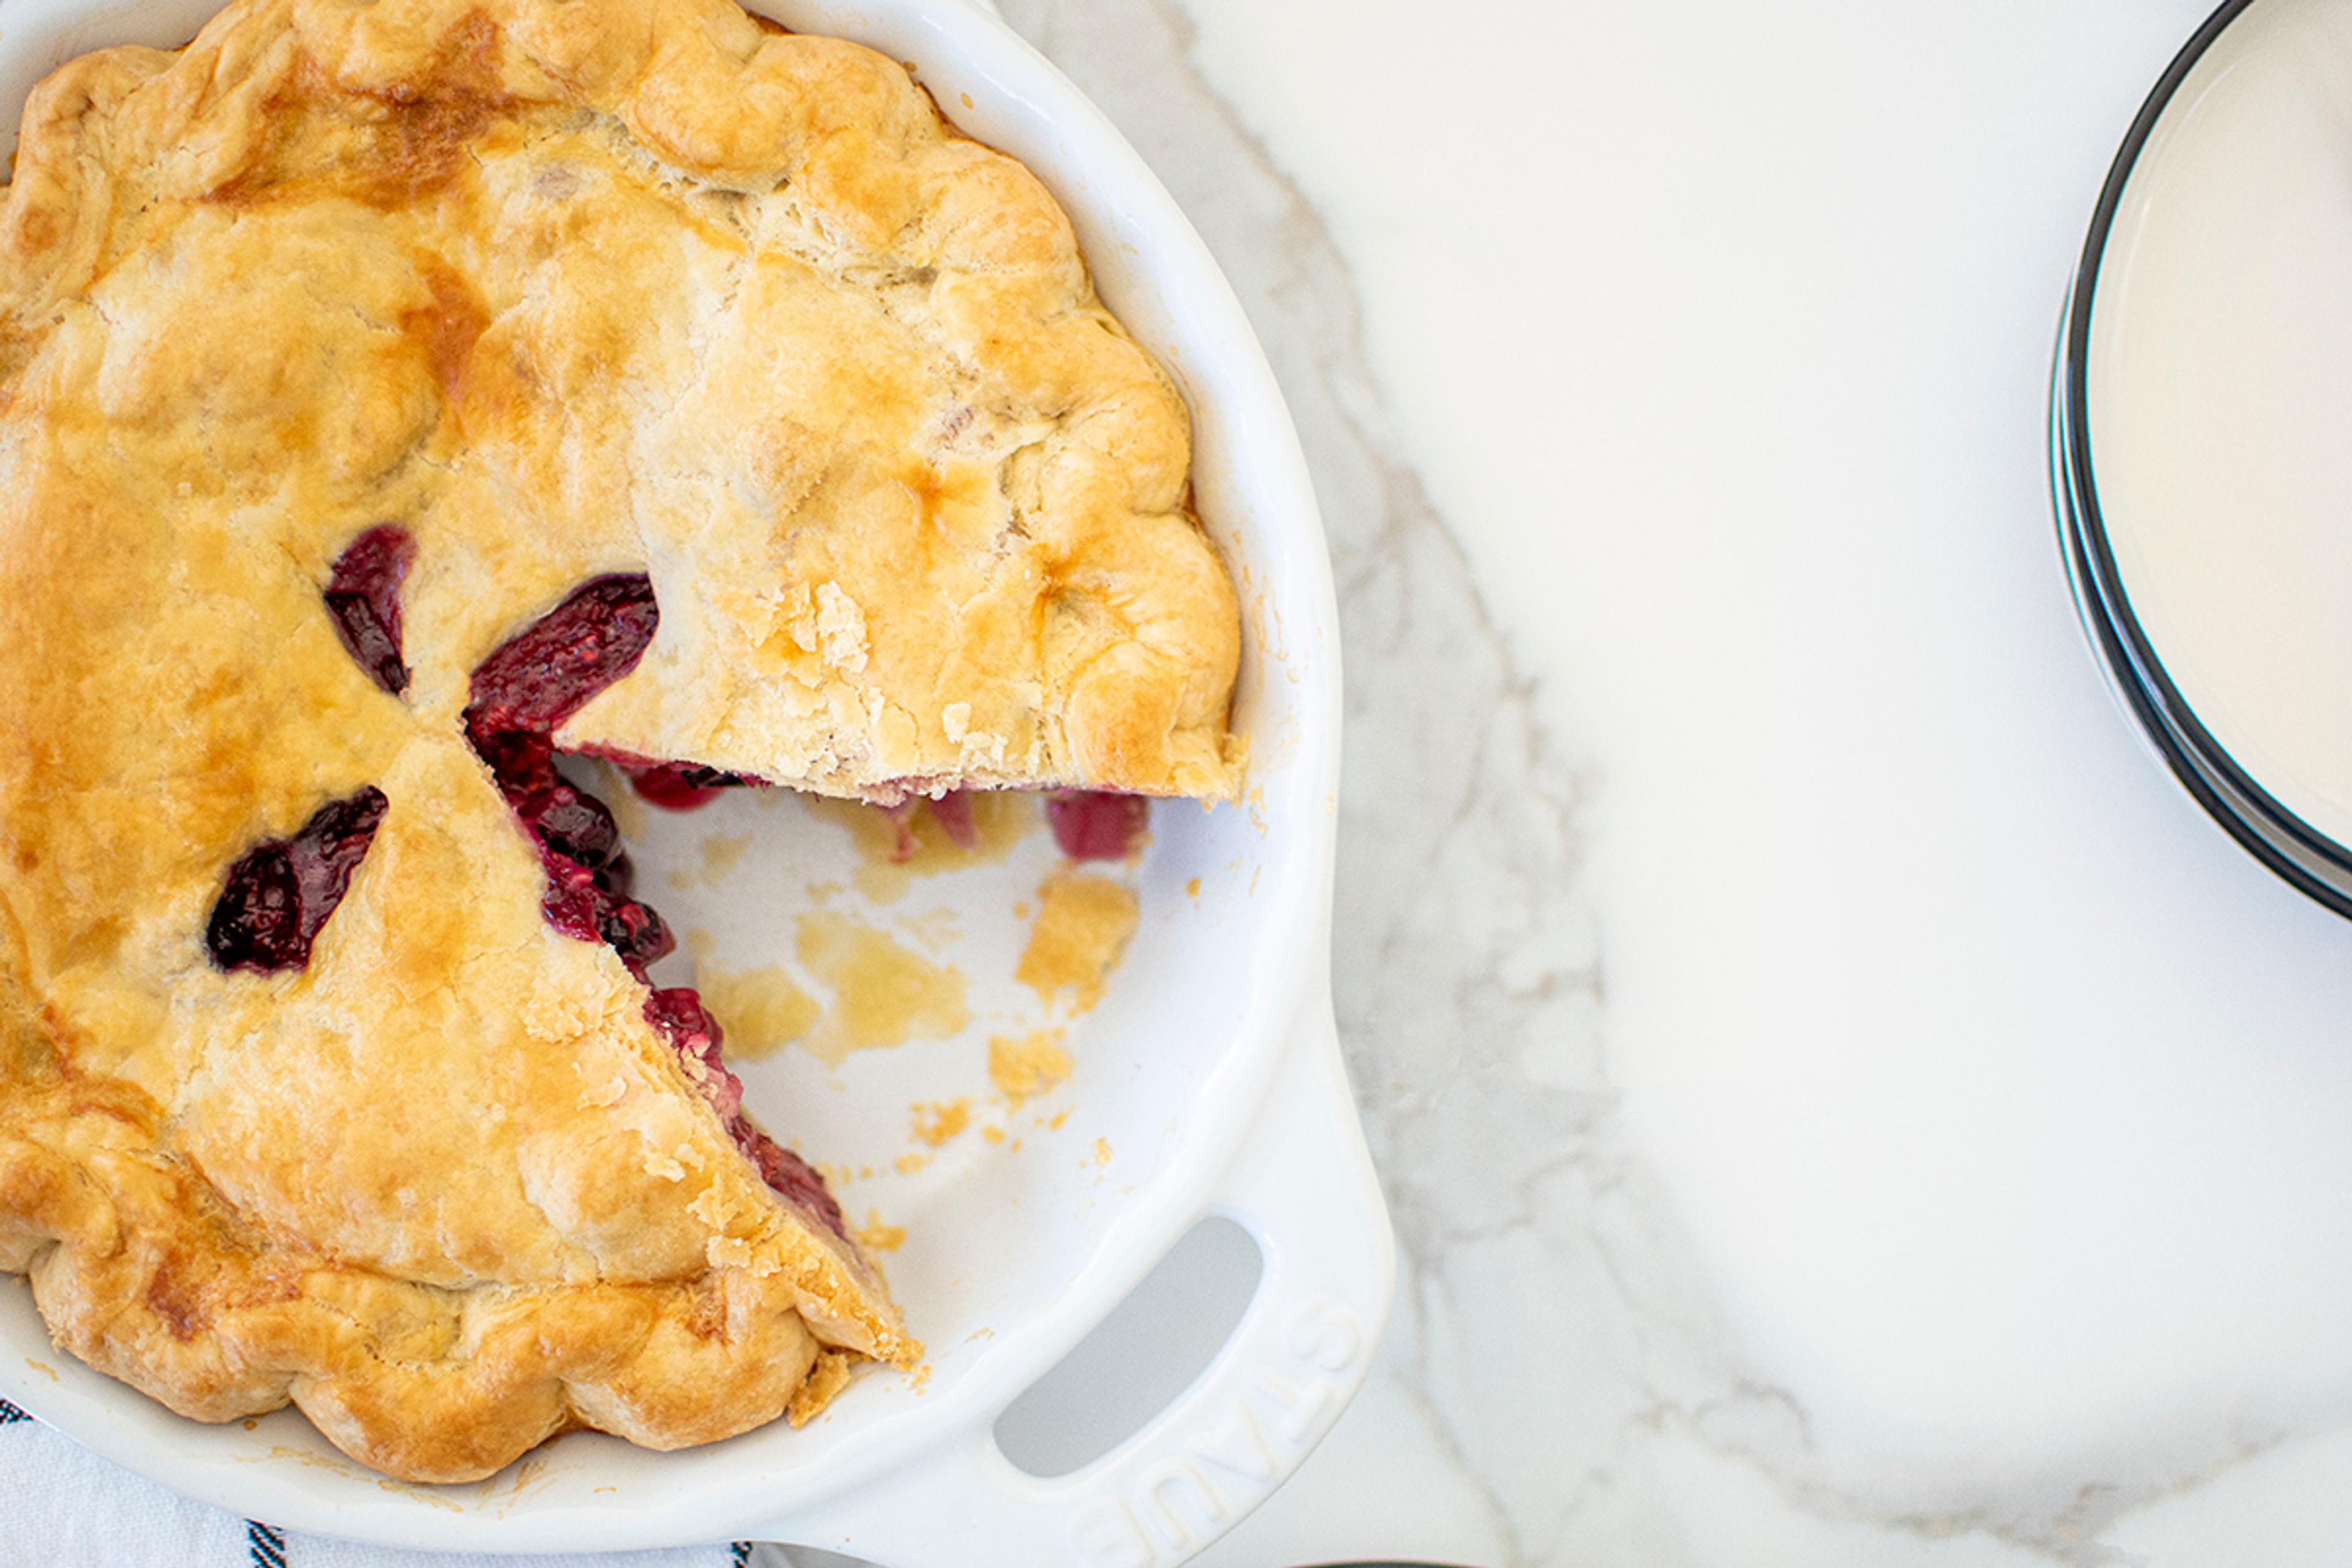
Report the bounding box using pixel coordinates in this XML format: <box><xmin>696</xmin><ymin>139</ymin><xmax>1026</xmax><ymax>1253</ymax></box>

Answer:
<box><xmin>971</xmin><ymin>0</ymin><xmax>2352</xmax><ymax>1563</ymax></box>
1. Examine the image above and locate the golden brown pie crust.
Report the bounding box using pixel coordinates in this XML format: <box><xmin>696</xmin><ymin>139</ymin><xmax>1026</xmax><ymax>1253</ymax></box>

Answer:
<box><xmin>0</xmin><ymin>0</ymin><xmax>1241</xmax><ymax>1483</ymax></box>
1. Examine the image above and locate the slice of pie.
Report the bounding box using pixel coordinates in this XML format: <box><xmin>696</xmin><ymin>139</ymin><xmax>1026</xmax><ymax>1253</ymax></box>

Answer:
<box><xmin>0</xmin><ymin>0</ymin><xmax>1242</xmax><ymax>1483</ymax></box>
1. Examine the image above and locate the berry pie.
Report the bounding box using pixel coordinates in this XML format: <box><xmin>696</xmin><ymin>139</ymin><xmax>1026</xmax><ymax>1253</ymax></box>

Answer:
<box><xmin>0</xmin><ymin>0</ymin><xmax>1240</xmax><ymax>1483</ymax></box>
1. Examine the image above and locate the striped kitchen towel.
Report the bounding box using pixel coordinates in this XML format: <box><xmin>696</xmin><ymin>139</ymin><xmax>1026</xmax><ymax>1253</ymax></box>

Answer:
<box><xmin>0</xmin><ymin>1400</ymin><xmax>776</xmax><ymax>1568</ymax></box>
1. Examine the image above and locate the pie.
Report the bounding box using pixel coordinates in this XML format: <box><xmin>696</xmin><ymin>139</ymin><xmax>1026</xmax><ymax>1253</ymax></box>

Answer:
<box><xmin>0</xmin><ymin>0</ymin><xmax>1242</xmax><ymax>1485</ymax></box>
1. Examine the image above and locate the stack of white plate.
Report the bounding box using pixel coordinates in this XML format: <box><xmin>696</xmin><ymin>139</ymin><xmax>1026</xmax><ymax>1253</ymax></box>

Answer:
<box><xmin>2057</xmin><ymin>0</ymin><xmax>2352</xmax><ymax>913</ymax></box>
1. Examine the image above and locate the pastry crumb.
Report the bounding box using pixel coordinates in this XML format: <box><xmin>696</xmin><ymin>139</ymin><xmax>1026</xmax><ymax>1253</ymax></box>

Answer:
<box><xmin>578</xmin><ymin>1070</ymin><xmax>628</xmax><ymax>1108</ymax></box>
<box><xmin>1091</xmin><ymin>1137</ymin><xmax>1112</xmax><ymax>1167</ymax></box>
<box><xmin>981</xmin><ymin>1124</ymin><xmax>1006</xmax><ymax>1145</ymax></box>
<box><xmin>894</xmin><ymin>1152</ymin><xmax>930</xmax><ymax>1175</ymax></box>
<box><xmin>856</xmin><ymin>1210</ymin><xmax>907</xmax><ymax>1253</ymax></box>
<box><xmin>910</xmin><ymin>1097</ymin><xmax>971</xmax><ymax>1147</ymax></box>
<box><xmin>810</xmin><ymin>793</ymin><xmax>1033</xmax><ymax>902</ymax></box>
<box><xmin>788</xmin><ymin>1349</ymin><xmax>857</xmax><ymax>1425</ymax></box>
<box><xmin>796</xmin><ymin>912</ymin><xmax>970</xmax><ymax>1066</ymax></box>
<box><xmin>697</xmin><ymin>962</ymin><xmax>818</xmax><ymax>1060</ymax></box>
<box><xmin>696</xmin><ymin>832</ymin><xmax>752</xmax><ymax>884</ymax></box>
<box><xmin>896</xmin><ymin>907</ymin><xmax>960</xmax><ymax>949</ymax></box>
<box><xmin>1185</xmin><ymin>876</ymin><xmax>1200</xmax><ymax>899</ymax></box>
<box><xmin>1016</xmin><ymin>871</ymin><xmax>1139</xmax><ymax>1011</ymax></box>
<box><xmin>812</xmin><ymin>582</ymin><xmax>870</xmax><ymax>674</ymax></box>
<box><xmin>989</xmin><ymin>1029</ymin><xmax>1071</xmax><ymax>1107</ymax></box>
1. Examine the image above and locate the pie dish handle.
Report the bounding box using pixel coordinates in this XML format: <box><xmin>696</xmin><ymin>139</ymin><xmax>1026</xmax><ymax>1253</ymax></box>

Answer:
<box><xmin>775</xmin><ymin>1003</ymin><xmax>1395</xmax><ymax>1567</ymax></box>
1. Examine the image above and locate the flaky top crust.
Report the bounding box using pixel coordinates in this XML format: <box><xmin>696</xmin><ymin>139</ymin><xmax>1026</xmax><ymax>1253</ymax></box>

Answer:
<box><xmin>0</xmin><ymin>0</ymin><xmax>1235</xmax><ymax>1483</ymax></box>
<box><xmin>0</xmin><ymin>0</ymin><xmax>1242</xmax><ymax>801</ymax></box>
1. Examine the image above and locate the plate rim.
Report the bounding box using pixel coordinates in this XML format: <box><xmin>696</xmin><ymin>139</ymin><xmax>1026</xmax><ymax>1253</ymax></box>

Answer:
<box><xmin>2053</xmin><ymin>0</ymin><xmax>2352</xmax><ymax>916</ymax></box>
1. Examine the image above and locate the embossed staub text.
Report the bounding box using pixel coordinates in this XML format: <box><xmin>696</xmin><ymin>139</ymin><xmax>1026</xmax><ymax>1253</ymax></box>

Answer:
<box><xmin>1064</xmin><ymin>1295</ymin><xmax>1368</xmax><ymax>1568</ymax></box>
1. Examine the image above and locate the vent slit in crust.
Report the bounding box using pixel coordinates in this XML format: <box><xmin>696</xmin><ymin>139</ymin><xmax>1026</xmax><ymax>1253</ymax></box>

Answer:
<box><xmin>203</xmin><ymin>787</ymin><xmax>390</xmax><ymax>973</ymax></box>
<box><xmin>323</xmin><ymin>526</ymin><xmax>417</xmax><ymax>696</ymax></box>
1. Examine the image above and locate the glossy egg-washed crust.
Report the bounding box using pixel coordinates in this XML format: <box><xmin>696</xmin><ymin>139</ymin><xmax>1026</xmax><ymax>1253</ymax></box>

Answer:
<box><xmin>0</xmin><ymin>0</ymin><xmax>1240</xmax><ymax>1483</ymax></box>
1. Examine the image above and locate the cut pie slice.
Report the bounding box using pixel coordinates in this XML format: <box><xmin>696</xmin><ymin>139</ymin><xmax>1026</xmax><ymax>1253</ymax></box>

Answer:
<box><xmin>0</xmin><ymin>0</ymin><xmax>1241</xmax><ymax>1484</ymax></box>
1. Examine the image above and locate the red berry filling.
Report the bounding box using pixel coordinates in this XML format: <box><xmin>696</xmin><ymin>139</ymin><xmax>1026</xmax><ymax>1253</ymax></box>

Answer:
<box><xmin>1046</xmin><ymin>790</ymin><xmax>1149</xmax><ymax>861</ymax></box>
<box><xmin>928</xmin><ymin>790</ymin><xmax>979</xmax><ymax>851</ymax></box>
<box><xmin>464</xmin><ymin>575</ymin><xmax>661</xmax><ymax>745</ymax></box>
<box><xmin>205</xmin><ymin>787</ymin><xmax>389</xmax><ymax>973</ymax></box>
<box><xmin>640</xmin><ymin>987</ymin><xmax>846</xmax><ymax>1238</ymax></box>
<box><xmin>515</xmin><ymin>783</ymin><xmax>627</xmax><ymax>883</ymax></box>
<box><xmin>464</xmin><ymin>575</ymin><xmax>676</xmax><ymax>973</ymax></box>
<box><xmin>624</xmin><ymin>760</ymin><xmax>754</xmax><ymax>812</ymax></box>
<box><xmin>644</xmin><ymin>986</ymin><xmax>741</xmax><ymax>1121</ymax></box>
<box><xmin>463</xmin><ymin>575</ymin><xmax>844</xmax><ymax>1235</ymax></box>
<box><xmin>325</xmin><ymin>526</ymin><xmax>417</xmax><ymax>696</ymax></box>
<box><xmin>737</xmin><ymin>1124</ymin><xmax>849</xmax><ymax>1238</ymax></box>
<box><xmin>866</xmin><ymin>791</ymin><xmax>983</xmax><ymax>862</ymax></box>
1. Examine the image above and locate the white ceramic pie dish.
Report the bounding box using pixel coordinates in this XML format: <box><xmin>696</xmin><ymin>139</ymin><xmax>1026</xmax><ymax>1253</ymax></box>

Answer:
<box><xmin>0</xmin><ymin>0</ymin><xmax>1392</xmax><ymax>1559</ymax></box>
